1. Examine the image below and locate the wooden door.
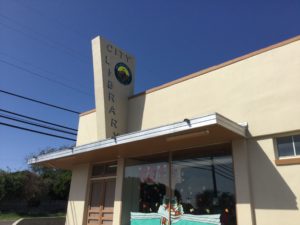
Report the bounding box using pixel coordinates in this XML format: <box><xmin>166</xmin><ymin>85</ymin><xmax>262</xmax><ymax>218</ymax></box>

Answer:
<box><xmin>87</xmin><ymin>179</ymin><xmax>116</xmax><ymax>225</ymax></box>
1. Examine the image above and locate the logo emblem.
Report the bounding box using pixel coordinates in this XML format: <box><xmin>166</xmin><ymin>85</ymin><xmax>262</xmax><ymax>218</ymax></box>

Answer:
<box><xmin>114</xmin><ymin>63</ymin><xmax>132</xmax><ymax>85</ymax></box>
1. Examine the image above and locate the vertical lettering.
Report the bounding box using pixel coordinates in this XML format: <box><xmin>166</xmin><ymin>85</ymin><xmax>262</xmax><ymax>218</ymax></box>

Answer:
<box><xmin>125</xmin><ymin>54</ymin><xmax>130</xmax><ymax>62</ymax></box>
<box><xmin>111</xmin><ymin>119</ymin><xmax>117</xmax><ymax>128</ymax></box>
<box><xmin>108</xmin><ymin>106</ymin><xmax>116</xmax><ymax>115</ymax></box>
<box><xmin>108</xmin><ymin>93</ymin><xmax>115</xmax><ymax>102</ymax></box>
<box><xmin>106</xmin><ymin>44</ymin><xmax>113</xmax><ymax>53</ymax></box>
<box><xmin>105</xmin><ymin>55</ymin><xmax>110</xmax><ymax>65</ymax></box>
<box><xmin>107</xmin><ymin>80</ymin><xmax>113</xmax><ymax>89</ymax></box>
<box><xmin>107</xmin><ymin>68</ymin><xmax>111</xmax><ymax>76</ymax></box>
<box><xmin>119</xmin><ymin>50</ymin><xmax>123</xmax><ymax>59</ymax></box>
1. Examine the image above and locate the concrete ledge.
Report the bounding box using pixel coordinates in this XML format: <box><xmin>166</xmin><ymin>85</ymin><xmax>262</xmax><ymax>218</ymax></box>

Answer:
<box><xmin>275</xmin><ymin>157</ymin><xmax>300</xmax><ymax>166</ymax></box>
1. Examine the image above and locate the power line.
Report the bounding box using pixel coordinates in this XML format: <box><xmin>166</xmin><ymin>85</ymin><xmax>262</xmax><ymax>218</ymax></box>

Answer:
<box><xmin>0</xmin><ymin>58</ymin><xmax>91</xmax><ymax>97</ymax></box>
<box><xmin>215</xmin><ymin>167</ymin><xmax>233</xmax><ymax>179</ymax></box>
<box><xmin>0</xmin><ymin>89</ymin><xmax>80</xmax><ymax>114</ymax></box>
<box><xmin>0</xmin><ymin>13</ymin><xmax>89</xmax><ymax>58</ymax></box>
<box><xmin>13</xmin><ymin>0</ymin><xmax>87</xmax><ymax>39</ymax></box>
<box><xmin>0</xmin><ymin>113</ymin><xmax>77</xmax><ymax>136</ymax></box>
<box><xmin>0</xmin><ymin>108</ymin><xmax>77</xmax><ymax>131</ymax></box>
<box><xmin>214</xmin><ymin>170</ymin><xmax>234</xmax><ymax>181</ymax></box>
<box><xmin>0</xmin><ymin>51</ymin><xmax>91</xmax><ymax>92</ymax></box>
<box><xmin>216</xmin><ymin>164</ymin><xmax>232</xmax><ymax>174</ymax></box>
<box><xmin>172</xmin><ymin>162</ymin><xmax>233</xmax><ymax>182</ymax></box>
<box><xmin>0</xmin><ymin>121</ymin><xmax>76</xmax><ymax>141</ymax></box>
<box><xmin>0</xmin><ymin>20</ymin><xmax>89</xmax><ymax>63</ymax></box>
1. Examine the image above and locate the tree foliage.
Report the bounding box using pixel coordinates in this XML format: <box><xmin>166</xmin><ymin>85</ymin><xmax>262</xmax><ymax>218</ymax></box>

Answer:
<box><xmin>0</xmin><ymin>170</ymin><xmax>6</xmax><ymax>201</ymax></box>
<box><xmin>29</xmin><ymin>146</ymin><xmax>72</xmax><ymax>201</ymax></box>
<box><xmin>0</xmin><ymin>146</ymin><xmax>72</xmax><ymax>207</ymax></box>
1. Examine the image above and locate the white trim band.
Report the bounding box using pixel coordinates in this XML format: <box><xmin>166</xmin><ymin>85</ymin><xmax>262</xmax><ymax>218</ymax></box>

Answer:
<box><xmin>28</xmin><ymin>113</ymin><xmax>247</xmax><ymax>164</ymax></box>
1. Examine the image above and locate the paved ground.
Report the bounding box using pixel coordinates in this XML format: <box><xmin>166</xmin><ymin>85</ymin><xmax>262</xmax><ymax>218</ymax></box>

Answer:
<box><xmin>0</xmin><ymin>221</ymin><xmax>15</xmax><ymax>225</ymax></box>
<box><xmin>18</xmin><ymin>218</ymin><xmax>65</xmax><ymax>225</ymax></box>
<box><xmin>0</xmin><ymin>217</ymin><xmax>65</xmax><ymax>225</ymax></box>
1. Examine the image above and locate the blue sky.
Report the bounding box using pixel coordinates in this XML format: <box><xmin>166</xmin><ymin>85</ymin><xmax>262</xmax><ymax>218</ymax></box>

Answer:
<box><xmin>0</xmin><ymin>0</ymin><xmax>299</xmax><ymax>170</ymax></box>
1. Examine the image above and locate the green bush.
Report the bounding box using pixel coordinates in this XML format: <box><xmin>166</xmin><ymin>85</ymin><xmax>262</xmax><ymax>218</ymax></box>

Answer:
<box><xmin>0</xmin><ymin>147</ymin><xmax>72</xmax><ymax>209</ymax></box>
<box><xmin>0</xmin><ymin>170</ymin><xmax>6</xmax><ymax>201</ymax></box>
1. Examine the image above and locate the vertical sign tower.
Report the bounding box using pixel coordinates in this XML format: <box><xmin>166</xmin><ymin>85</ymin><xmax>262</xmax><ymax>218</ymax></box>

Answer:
<box><xmin>92</xmin><ymin>36</ymin><xmax>135</xmax><ymax>140</ymax></box>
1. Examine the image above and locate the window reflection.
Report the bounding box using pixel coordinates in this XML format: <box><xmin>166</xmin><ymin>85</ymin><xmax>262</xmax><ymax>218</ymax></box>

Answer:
<box><xmin>121</xmin><ymin>154</ymin><xmax>169</xmax><ymax>225</ymax></box>
<box><xmin>172</xmin><ymin>155</ymin><xmax>236</xmax><ymax>225</ymax></box>
<box><xmin>121</xmin><ymin>148</ymin><xmax>236</xmax><ymax>225</ymax></box>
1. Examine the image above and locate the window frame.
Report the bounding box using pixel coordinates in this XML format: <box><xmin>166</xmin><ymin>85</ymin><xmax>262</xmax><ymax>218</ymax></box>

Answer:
<box><xmin>121</xmin><ymin>145</ymin><xmax>236</xmax><ymax>225</ymax></box>
<box><xmin>274</xmin><ymin>133</ymin><xmax>300</xmax><ymax>166</ymax></box>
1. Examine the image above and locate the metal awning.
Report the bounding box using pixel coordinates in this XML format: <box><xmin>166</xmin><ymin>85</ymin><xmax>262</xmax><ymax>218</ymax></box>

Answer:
<box><xmin>28</xmin><ymin>113</ymin><xmax>247</xmax><ymax>169</ymax></box>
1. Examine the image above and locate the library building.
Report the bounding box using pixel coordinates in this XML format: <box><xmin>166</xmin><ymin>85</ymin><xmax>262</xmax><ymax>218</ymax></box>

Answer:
<box><xmin>29</xmin><ymin>35</ymin><xmax>300</xmax><ymax>225</ymax></box>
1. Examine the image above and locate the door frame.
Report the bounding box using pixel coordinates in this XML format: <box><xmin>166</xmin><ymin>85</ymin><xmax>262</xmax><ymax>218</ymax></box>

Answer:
<box><xmin>85</xmin><ymin>161</ymin><xmax>118</xmax><ymax>225</ymax></box>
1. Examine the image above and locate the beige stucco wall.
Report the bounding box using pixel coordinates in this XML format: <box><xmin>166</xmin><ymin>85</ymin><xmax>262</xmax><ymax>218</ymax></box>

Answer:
<box><xmin>74</xmin><ymin>38</ymin><xmax>300</xmax><ymax>225</ymax></box>
<box><xmin>233</xmin><ymin>136</ymin><xmax>300</xmax><ymax>225</ymax></box>
<box><xmin>247</xmin><ymin>137</ymin><xmax>300</xmax><ymax>225</ymax></box>
<box><xmin>113</xmin><ymin>158</ymin><xmax>125</xmax><ymax>225</ymax></box>
<box><xmin>92</xmin><ymin>37</ymin><xmax>135</xmax><ymax>140</ymax></box>
<box><xmin>76</xmin><ymin>111</ymin><xmax>98</xmax><ymax>146</ymax></box>
<box><xmin>65</xmin><ymin>164</ymin><xmax>90</xmax><ymax>225</ymax></box>
<box><xmin>127</xmin><ymin>39</ymin><xmax>300</xmax><ymax>137</ymax></box>
<box><xmin>232</xmin><ymin>140</ymin><xmax>255</xmax><ymax>225</ymax></box>
<box><xmin>125</xmin><ymin>39</ymin><xmax>300</xmax><ymax>224</ymax></box>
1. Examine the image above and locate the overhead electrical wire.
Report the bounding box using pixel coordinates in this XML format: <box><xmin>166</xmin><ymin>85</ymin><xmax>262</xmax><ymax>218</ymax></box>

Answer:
<box><xmin>0</xmin><ymin>12</ymin><xmax>89</xmax><ymax>58</ymax></box>
<box><xmin>13</xmin><ymin>0</ymin><xmax>87</xmax><ymax>39</ymax></box>
<box><xmin>0</xmin><ymin>89</ymin><xmax>80</xmax><ymax>114</ymax></box>
<box><xmin>0</xmin><ymin>113</ymin><xmax>77</xmax><ymax>136</ymax></box>
<box><xmin>0</xmin><ymin>15</ymin><xmax>93</xmax><ymax>98</ymax></box>
<box><xmin>0</xmin><ymin>121</ymin><xmax>76</xmax><ymax>141</ymax></box>
<box><xmin>0</xmin><ymin>108</ymin><xmax>77</xmax><ymax>131</ymax></box>
<box><xmin>0</xmin><ymin>2</ymin><xmax>85</xmax><ymax>143</ymax></box>
<box><xmin>214</xmin><ymin>168</ymin><xmax>234</xmax><ymax>179</ymax></box>
<box><xmin>216</xmin><ymin>164</ymin><xmax>233</xmax><ymax>174</ymax></box>
<box><xmin>214</xmin><ymin>170</ymin><xmax>234</xmax><ymax>181</ymax></box>
<box><xmin>172</xmin><ymin>161</ymin><xmax>234</xmax><ymax>181</ymax></box>
<box><xmin>0</xmin><ymin>59</ymin><xmax>91</xmax><ymax>97</ymax></box>
<box><xmin>0</xmin><ymin>51</ymin><xmax>90</xmax><ymax>93</ymax></box>
<box><xmin>0</xmin><ymin>20</ymin><xmax>89</xmax><ymax>63</ymax></box>
<box><xmin>8</xmin><ymin>0</ymin><xmax>158</xmax><ymax>78</ymax></box>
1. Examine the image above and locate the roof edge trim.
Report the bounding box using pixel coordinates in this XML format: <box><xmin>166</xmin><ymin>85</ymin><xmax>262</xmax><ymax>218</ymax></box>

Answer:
<box><xmin>28</xmin><ymin>113</ymin><xmax>247</xmax><ymax>165</ymax></box>
<box><xmin>129</xmin><ymin>34</ymin><xmax>300</xmax><ymax>99</ymax></box>
<box><xmin>80</xmin><ymin>109</ymin><xmax>96</xmax><ymax>117</ymax></box>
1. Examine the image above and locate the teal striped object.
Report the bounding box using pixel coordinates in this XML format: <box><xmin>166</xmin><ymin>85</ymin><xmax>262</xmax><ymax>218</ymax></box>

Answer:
<box><xmin>130</xmin><ymin>213</ymin><xmax>220</xmax><ymax>225</ymax></box>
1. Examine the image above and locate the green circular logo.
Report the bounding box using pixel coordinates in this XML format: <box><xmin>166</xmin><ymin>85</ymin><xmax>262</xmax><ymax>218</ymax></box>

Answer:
<box><xmin>114</xmin><ymin>63</ymin><xmax>132</xmax><ymax>85</ymax></box>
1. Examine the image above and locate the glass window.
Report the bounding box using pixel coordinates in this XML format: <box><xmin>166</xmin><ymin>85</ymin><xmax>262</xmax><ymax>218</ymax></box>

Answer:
<box><xmin>92</xmin><ymin>162</ymin><xmax>117</xmax><ymax>177</ymax></box>
<box><xmin>276</xmin><ymin>135</ymin><xmax>300</xmax><ymax>158</ymax></box>
<box><xmin>294</xmin><ymin>135</ymin><xmax>300</xmax><ymax>156</ymax></box>
<box><xmin>172</xmin><ymin>153</ymin><xmax>236</xmax><ymax>225</ymax></box>
<box><xmin>121</xmin><ymin>153</ymin><xmax>169</xmax><ymax>225</ymax></box>
<box><xmin>277</xmin><ymin>136</ymin><xmax>294</xmax><ymax>157</ymax></box>
<box><xmin>121</xmin><ymin>146</ymin><xmax>237</xmax><ymax>225</ymax></box>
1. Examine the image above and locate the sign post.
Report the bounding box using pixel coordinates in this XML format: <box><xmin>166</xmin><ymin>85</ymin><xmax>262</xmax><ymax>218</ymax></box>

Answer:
<box><xmin>92</xmin><ymin>36</ymin><xmax>135</xmax><ymax>139</ymax></box>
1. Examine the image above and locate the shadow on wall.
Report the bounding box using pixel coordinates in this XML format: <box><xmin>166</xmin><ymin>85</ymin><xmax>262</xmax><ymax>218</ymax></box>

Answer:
<box><xmin>127</xmin><ymin>94</ymin><xmax>146</xmax><ymax>132</ymax></box>
<box><xmin>247</xmin><ymin>139</ymin><xmax>298</xmax><ymax>210</ymax></box>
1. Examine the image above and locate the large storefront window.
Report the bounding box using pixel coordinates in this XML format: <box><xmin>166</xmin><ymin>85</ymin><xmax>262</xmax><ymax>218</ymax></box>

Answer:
<box><xmin>122</xmin><ymin>147</ymin><xmax>236</xmax><ymax>225</ymax></box>
<box><xmin>171</xmin><ymin>150</ymin><xmax>236</xmax><ymax>225</ymax></box>
<box><xmin>121</xmin><ymin>153</ymin><xmax>170</xmax><ymax>225</ymax></box>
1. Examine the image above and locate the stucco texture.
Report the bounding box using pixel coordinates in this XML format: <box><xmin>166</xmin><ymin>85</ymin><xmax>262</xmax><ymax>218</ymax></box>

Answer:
<box><xmin>127</xmin><ymin>40</ymin><xmax>300</xmax><ymax>138</ymax></box>
<box><xmin>74</xmin><ymin>37</ymin><xmax>300</xmax><ymax>225</ymax></box>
